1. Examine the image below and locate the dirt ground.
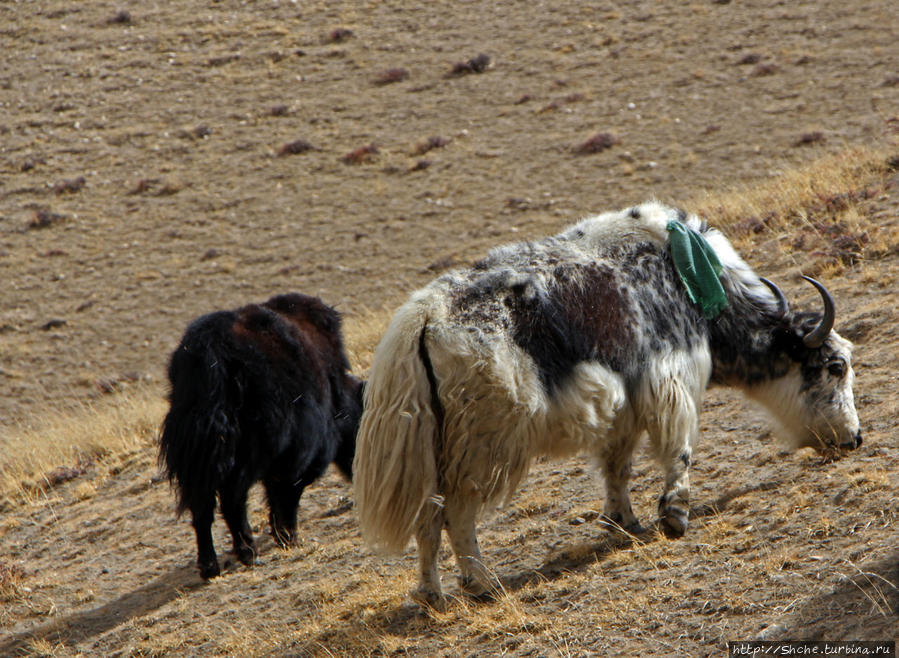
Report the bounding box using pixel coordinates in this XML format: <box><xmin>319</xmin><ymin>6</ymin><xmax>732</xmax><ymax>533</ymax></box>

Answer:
<box><xmin>1</xmin><ymin>1</ymin><xmax>898</xmax><ymax>656</ymax></box>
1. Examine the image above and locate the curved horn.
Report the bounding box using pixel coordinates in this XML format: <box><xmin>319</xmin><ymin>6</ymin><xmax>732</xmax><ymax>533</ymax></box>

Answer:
<box><xmin>801</xmin><ymin>275</ymin><xmax>835</xmax><ymax>348</ymax></box>
<box><xmin>759</xmin><ymin>277</ymin><xmax>789</xmax><ymax>318</ymax></box>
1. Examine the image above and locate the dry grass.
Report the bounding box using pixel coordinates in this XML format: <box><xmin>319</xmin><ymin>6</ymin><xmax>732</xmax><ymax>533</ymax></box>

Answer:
<box><xmin>0</xmin><ymin>390</ymin><xmax>166</xmax><ymax>511</ymax></box>
<box><xmin>342</xmin><ymin>305</ymin><xmax>397</xmax><ymax>375</ymax></box>
<box><xmin>692</xmin><ymin>145</ymin><xmax>899</xmax><ymax>275</ymax></box>
<box><xmin>0</xmin><ymin>560</ymin><xmax>27</xmax><ymax>603</ymax></box>
<box><xmin>693</xmin><ymin>145</ymin><xmax>890</xmax><ymax>230</ymax></box>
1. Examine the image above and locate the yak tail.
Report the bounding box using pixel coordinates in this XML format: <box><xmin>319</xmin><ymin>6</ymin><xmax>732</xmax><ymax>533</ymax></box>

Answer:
<box><xmin>158</xmin><ymin>313</ymin><xmax>240</xmax><ymax>517</ymax></box>
<box><xmin>353</xmin><ymin>298</ymin><xmax>442</xmax><ymax>555</ymax></box>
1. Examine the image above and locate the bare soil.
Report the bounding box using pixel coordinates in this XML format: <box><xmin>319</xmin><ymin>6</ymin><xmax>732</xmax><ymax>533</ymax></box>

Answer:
<box><xmin>1</xmin><ymin>1</ymin><xmax>898</xmax><ymax>656</ymax></box>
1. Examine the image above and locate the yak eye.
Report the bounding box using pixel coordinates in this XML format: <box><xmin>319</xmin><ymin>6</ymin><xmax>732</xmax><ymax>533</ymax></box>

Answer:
<box><xmin>827</xmin><ymin>359</ymin><xmax>846</xmax><ymax>378</ymax></box>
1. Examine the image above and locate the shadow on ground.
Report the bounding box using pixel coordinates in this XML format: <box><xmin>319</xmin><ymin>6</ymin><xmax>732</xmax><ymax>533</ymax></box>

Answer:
<box><xmin>0</xmin><ymin>565</ymin><xmax>202</xmax><ymax>655</ymax></box>
<box><xmin>784</xmin><ymin>552</ymin><xmax>899</xmax><ymax>640</ymax></box>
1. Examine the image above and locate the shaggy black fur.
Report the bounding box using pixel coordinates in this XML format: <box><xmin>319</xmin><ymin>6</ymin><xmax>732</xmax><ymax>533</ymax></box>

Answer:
<box><xmin>159</xmin><ymin>293</ymin><xmax>363</xmax><ymax>579</ymax></box>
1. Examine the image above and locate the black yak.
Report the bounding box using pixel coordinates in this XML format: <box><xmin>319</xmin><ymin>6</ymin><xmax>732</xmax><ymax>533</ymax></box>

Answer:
<box><xmin>159</xmin><ymin>293</ymin><xmax>363</xmax><ymax>579</ymax></box>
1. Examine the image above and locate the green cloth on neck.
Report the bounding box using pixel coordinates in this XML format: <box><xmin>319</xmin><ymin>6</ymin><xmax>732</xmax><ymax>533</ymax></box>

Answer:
<box><xmin>666</xmin><ymin>220</ymin><xmax>728</xmax><ymax>319</ymax></box>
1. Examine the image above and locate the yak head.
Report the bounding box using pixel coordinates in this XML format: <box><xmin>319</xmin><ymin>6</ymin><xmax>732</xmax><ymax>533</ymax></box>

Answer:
<box><xmin>753</xmin><ymin>276</ymin><xmax>861</xmax><ymax>456</ymax></box>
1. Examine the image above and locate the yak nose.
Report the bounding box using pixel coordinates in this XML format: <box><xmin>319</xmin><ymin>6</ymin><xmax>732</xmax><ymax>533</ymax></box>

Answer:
<box><xmin>842</xmin><ymin>432</ymin><xmax>862</xmax><ymax>450</ymax></box>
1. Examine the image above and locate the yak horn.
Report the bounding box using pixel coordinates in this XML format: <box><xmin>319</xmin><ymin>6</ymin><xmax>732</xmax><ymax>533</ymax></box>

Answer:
<box><xmin>801</xmin><ymin>275</ymin><xmax>835</xmax><ymax>348</ymax></box>
<box><xmin>759</xmin><ymin>277</ymin><xmax>789</xmax><ymax>318</ymax></box>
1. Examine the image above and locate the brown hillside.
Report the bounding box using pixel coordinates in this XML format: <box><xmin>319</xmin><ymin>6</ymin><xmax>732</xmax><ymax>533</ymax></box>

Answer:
<box><xmin>1</xmin><ymin>1</ymin><xmax>897</xmax><ymax>655</ymax></box>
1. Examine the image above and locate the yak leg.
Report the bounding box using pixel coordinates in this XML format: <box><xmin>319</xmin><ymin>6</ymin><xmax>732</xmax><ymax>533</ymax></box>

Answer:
<box><xmin>646</xmin><ymin>380</ymin><xmax>699</xmax><ymax>538</ymax></box>
<box><xmin>219</xmin><ymin>477</ymin><xmax>256</xmax><ymax>566</ymax></box>
<box><xmin>444</xmin><ymin>495</ymin><xmax>500</xmax><ymax>600</ymax></box>
<box><xmin>191</xmin><ymin>498</ymin><xmax>220</xmax><ymax>579</ymax></box>
<box><xmin>599</xmin><ymin>433</ymin><xmax>642</xmax><ymax>533</ymax></box>
<box><xmin>264</xmin><ymin>477</ymin><xmax>305</xmax><ymax>548</ymax></box>
<box><xmin>410</xmin><ymin>501</ymin><xmax>446</xmax><ymax>609</ymax></box>
<box><xmin>657</xmin><ymin>452</ymin><xmax>692</xmax><ymax>538</ymax></box>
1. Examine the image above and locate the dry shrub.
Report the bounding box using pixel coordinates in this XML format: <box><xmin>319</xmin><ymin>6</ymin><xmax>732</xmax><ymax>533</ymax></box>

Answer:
<box><xmin>277</xmin><ymin>139</ymin><xmax>315</xmax><ymax>156</ymax></box>
<box><xmin>27</xmin><ymin>209</ymin><xmax>66</xmax><ymax>230</ymax></box>
<box><xmin>106</xmin><ymin>9</ymin><xmax>132</xmax><ymax>25</ymax></box>
<box><xmin>412</xmin><ymin>135</ymin><xmax>451</xmax><ymax>156</ymax></box>
<box><xmin>750</xmin><ymin>62</ymin><xmax>779</xmax><ymax>76</ymax></box>
<box><xmin>574</xmin><ymin>132</ymin><xmax>620</xmax><ymax>155</ymax></box>
<box><xmin>128</xmin><ymin>177</ymin><xmax>160</xmax><ymax>195</ymax></box>
<box><xmin>0</xmin><ymin>560</ymin><xmax>26</xmax><ymax>601</ymax></box>
<box><xmin>341</xmin><ymin>144</ymin><xmax>378</xmax><ymax>165</ymax></box>
<box><xmin>795</xmin><ymin>131</ymin><xmax>827</xmax><ymax>147</ymax></box>
<box><xmin>326</xmin><ymin>27</ymin><xmax>353</xmax><ymax>43</ymax></box>
<box><xmin>447</xmin><ymin>53</ymin><xmax>491</xmax><ymax>76</ymax></box>
<box><xmin>374</xmin><ymin>67</ymin><xmax>410</xmax><ymax>85</ymax></box>
<box><xmin>52</xmin><ymin>176</ymin><xmax>86</xmax><ymax>194</ymax></box>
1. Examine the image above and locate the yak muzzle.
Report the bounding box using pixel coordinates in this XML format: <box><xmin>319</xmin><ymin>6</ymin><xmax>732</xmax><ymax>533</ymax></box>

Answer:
<box><xmin>840</xmin><ymin>432</ymin><xmax>863</xmax><ymax>450</ymax></box>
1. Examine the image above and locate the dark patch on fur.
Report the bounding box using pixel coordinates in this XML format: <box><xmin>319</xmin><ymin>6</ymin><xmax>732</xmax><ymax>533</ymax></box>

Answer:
<box><xmin>447</xmin><ymin>269</ymin><xmax>517</xmax><ymax>333</ymax></box>
<box><xmin>707</xmin><ymin>270</ymin><xmax>841</xmax><ymax>392</ymax></box>
<box><xmin>505</xmin><ymin>263</ymin><xmax>633</xmax><ymax>393</ymax></box>
<box><xmin>708</xmin><ymin>298</ymin><xmax>822</xmax><ymax>386</ymax></box>
<box><xmin>786</xmin><ymin>312</ymin><xmax>837</xmax><ymax>394</ymax></box>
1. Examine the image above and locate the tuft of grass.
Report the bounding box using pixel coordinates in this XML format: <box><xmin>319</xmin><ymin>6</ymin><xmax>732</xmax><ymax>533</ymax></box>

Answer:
<box><xmin>689</xmin><ymin>145</ymin><xmax>899</xmax><ymax>276</ymax></box>
<box><xmin>0</xmin><ymin>560</ymin><xmax>26</xmax><ymax>602</ymax></box>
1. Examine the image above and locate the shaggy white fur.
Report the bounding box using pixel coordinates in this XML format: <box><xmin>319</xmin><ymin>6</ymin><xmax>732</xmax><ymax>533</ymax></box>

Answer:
<box><xmin>353</xmin><ymin>201</ymin><xmax>860</xmax><ymax>605</ymax></box>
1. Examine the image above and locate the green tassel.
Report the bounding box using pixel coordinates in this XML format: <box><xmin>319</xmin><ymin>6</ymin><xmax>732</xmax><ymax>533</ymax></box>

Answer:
<box><xmin>666</xmin><ymin>220</ymin><xmax>728</xmax><ymax>319</ymax></box>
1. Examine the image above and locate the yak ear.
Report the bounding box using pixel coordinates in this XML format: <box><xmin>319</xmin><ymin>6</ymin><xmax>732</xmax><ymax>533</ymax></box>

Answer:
<box><xmin>776</xmin><ymin>311</ymin><xmax>827</xmax><ymax>362</ymax></box>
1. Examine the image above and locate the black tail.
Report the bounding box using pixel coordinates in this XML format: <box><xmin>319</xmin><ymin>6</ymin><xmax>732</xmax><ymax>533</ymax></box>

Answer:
<box><xmin>331</xmin><ymin>375</ymin><xmax>364</xmax><ymax>480</ymax></box>
<box><xmin>159</xmin><ymin>311</ymin><xmax>242</xmax><ymax>516</ymax></box>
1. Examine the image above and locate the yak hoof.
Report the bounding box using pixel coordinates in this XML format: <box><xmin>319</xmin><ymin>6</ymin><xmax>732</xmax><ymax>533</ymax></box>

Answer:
<box><xmin>623</xmin><ymin>521</ymin><xmax>648</xmax><ymax>535</ymax></box>
<box><xmin>410</xmin><ymin>586</ymin><xmax>447</xmax><ymax>612</ymax></box>
<box><xmin>659</xmin><ymin>510</ymin><xmax>689</xmax><ymax>538</ymax></box>
<box><xmin>235</xmin><ymin>545</ymin><xmax>257</xmax><ymax>567</ymax></box>
<box><xmin>600</xmin><ymin>514</ymin><xmax>646</xmax><ymax>535</ymax></box>
<box><xmin>459</xmin><ymin>575</ymin><xmax>499</xmax><ymax>602</ymax></box>
<box><xmin>198</xmin><ymin>559</ymin><xmax>221</xmax><ymax>580</ymax></box>
<box><xmin>272</xmin><ymin>529</ymin><xmax>297</xmax><ymax>549</ymax></box>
